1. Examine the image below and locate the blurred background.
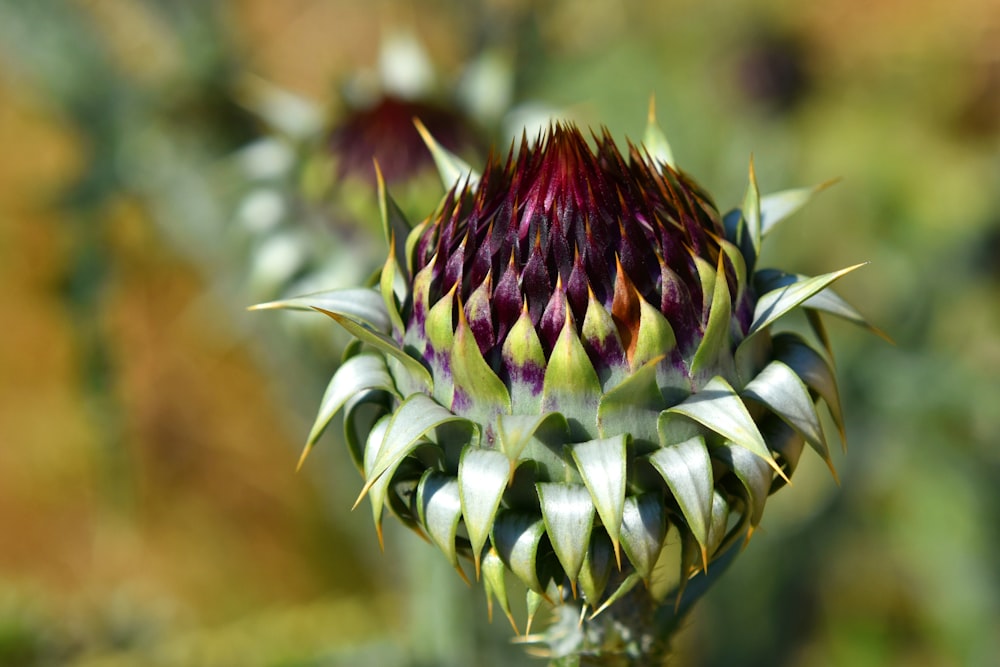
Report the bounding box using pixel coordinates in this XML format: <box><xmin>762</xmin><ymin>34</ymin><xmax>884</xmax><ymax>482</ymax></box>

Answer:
<box><xmin>1</xmin><ymin>1</ymin><xmax>998</xmax><ymax>665</ymax></box>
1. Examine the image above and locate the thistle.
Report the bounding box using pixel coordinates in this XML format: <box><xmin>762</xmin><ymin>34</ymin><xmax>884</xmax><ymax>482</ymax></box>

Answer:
<box><xmin>253</xmin><ymin>104</ymin><xmax>878</xmax><ymax>664</ymax></box>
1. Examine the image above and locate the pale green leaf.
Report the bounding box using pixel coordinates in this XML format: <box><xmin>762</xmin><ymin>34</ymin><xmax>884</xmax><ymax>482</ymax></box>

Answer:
<box><xmin>773</xmin><ymin>333</ymin><xmax>845</xmax><ymax>446</ymax></box>
<box><xmin>458</xmin><ymin>448</ymin><xmax>511</xmax><ymax>576</ymax></box>
<box><xmin>302</xmin><ymin>354</ymin><xmax>396</xmax><ymax>469</ymax></box>
<box><xmin>743</xmin><ymin>360</ymin><xmax>834</xmax><ymax>478</ymax></box>
<box><xmin>713</xmin><ymin>443</ymin><xmax>771</xmax><ymax>530</ymax></box>
<box><xmin>579</xmin><ymin>532</ymin><xmax>615</xmax><ymax>605</ymax></box>
<box><xmin>537</xmin><ymin>483</ymin><xmax>596</xmax><ymax>585</ymax></box>
<box><xmin>679</xmin><ymin>490</ymin><xmax>730</xmax><ymax>582</ymax></box>
<box><xmin>619</xmin><ymin>493</ymin><xmax>667</xmax><ymax>582</ymax></box>
<box><xmin>481</xmin><ymin>546</ymin><xmax>518</xmax><ymax>632</ymax></box>
<box><xmin>354</xmin><ymin>394</ymin><xmax>471</xmax><ymax>507</ymax></box>
<box><xmin>570</xmin><ymin>436</ymin><xmax>628</xmax><ymax>567</ymax></box>
<box><xmin>525</xmin><ymin>588</ymin><xmax>546</xmax><ymax>636</ymax></box>
<box><xmin>648</xmin><ymin>436</ymin><xmax>713</xmax><ymax>568</ymax></box>
<box><xmin>492</xmin><ymin>511</ymin><xmax>547</xmax><ymax>593</ymax></box>
<box><xmin>588</xmin><ymin>573</ymin><xmax>641</xmax><ymax>620</ymax></box>
<box><xmin>362</xmin><ymin>415</ymin><xmax>392</xmax><ymax>548</ymax></box>
<box><xmin>416</xmin><ymin>471</ymin><xmax>465</xmax><ymax>572</ymax></box>
<box><xmin>755</xmin><ymin>268</ymin><xmax>886</xmax><ymax>338</ymax></box>
<box><xmin>747</xmin><ymin>264</ymin><xmax>866</xmax><ymax>336</ymax></box>
<box><xmin>249</xmin><ymin>287</ymin><xmax>390</xmax><ymax>332</ymax></box>
<box><xmin>667</xmin><ymin>376</ymin><xmax>785</xmax><ymax>481</ymax></box>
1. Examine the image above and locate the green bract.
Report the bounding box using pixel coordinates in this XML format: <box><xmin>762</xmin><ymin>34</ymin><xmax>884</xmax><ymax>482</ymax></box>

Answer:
<box><xmin>253</xmin><ymin>108</ymin><xmax>877</xmax><ymax>637</ymax></box>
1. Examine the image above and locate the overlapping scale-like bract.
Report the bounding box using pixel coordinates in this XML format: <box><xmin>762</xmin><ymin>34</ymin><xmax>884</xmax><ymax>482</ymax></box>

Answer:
<box><xmin>253</xmin><ymin>111</ymin><xmax>877</xmax><ymax>638</ymax></box>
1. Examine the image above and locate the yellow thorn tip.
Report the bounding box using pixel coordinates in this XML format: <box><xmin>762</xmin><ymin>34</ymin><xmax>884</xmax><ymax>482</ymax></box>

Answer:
<box><xmin>413</xmin><ymin>117</ymin><xmax>434</xmax><ymax>150</ymax></box>
<box><xmin>295</xmin><ymin>443</ymin><xmax>313</xmax><ymax>472</ymax></box>
<box><xmin>351</xmin><ymin>480</ymin><xmax>374</xmax><ymax>511</ymax></box>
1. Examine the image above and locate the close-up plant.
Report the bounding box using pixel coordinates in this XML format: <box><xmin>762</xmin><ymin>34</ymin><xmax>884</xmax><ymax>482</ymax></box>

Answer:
<box><xmin>2</xmin><ymin>2</ymin><xmax>998</xmax><ymax>667</ymax></box>
<box><xmin>253</xmin><ymin>109</ymin><xmax>879</xmax><ymax>664</ymax></box>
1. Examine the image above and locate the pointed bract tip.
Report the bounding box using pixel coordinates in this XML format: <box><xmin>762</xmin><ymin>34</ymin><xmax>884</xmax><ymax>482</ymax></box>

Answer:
<box><xmin>503</xmin><ymin>610</ymin><xmax>520</xmax><ymax>635</ymax></box>
<box><xmin>413</xmin><ymin>116</ymin><xmax>479</xmax><ymax>189</ymax></box>
<box><xmin>351</xmin><ymin>481</ymin><xmax>372</xmax><ymax>511</ymax></box>
<box><xmin>642</xmin><ymin>102</ymin><xmax>676</xmax><ymax>167</ymax></box>
<box><xmin>826</xmin><ymin>457</ymin><xmax>841</xmax><ymax>486</ymax></box>
<box><xmin>773</xmin><ymin>459</ymin><xmax>792</xmax><ymax>485</ymax></box>
<box><xmin>373</xmin><ymin>157</ymin><xmax>387</xmax><ymax>195</ymax></box>
<box><xmin>818</xmin><ymin>176</ymin><xmax>842</xmax><ymax>191</ymax></box>
<box><xmin>412</xmin><ymin>116</ymin><xmax>433</xmax><ymax>147</ymax></box>
<box><xmin>295</xmin><ymin>443</ymin><xmax>313</xmax><ymax>472</ymax></box>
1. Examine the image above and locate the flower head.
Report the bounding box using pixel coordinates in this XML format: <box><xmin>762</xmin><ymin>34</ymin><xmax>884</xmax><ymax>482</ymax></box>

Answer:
<box><xmin>253</xmin><ymin>106</ymin><xmax>878</xmax><ymax>648</ymax></box>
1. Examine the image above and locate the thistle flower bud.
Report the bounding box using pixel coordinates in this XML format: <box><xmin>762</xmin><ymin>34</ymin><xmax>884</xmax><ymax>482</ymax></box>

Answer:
<box><xmin>254</xmin><ymin>106</ymin><xmax>878</xmax><ymax>659</ymax></box>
